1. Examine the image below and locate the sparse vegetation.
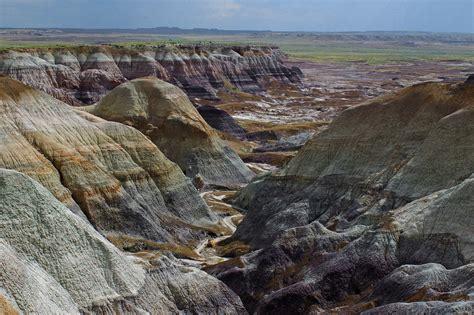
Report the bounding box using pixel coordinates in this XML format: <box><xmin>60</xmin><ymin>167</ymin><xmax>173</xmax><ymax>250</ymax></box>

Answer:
<box><xmin>180</xmin><ymin>32</ymin><xmax>474</xmax><ymax>64</ymax></box>
<box><xmin>107</xmin><ymin>234</ymin><xmax>202</xmax><ymax>260</ymax></box>
<box><xmin>0</xmin><ymin>40</ymin><xmax>88</xmax><ymax>53</ymax></box>
<box><xmin>2</xmin><ymin>31</ymin><xmax>472</xmax><ymax>64</ymax></box>
<box><xmin>214</xmin><ymin>240</ymin><xmax>250</xmax><ymax>257</ymax></box>
<box><xmin>238</xmin><ymin>120</ymin><xmax>327</xmax><ymax>135</ymax></box>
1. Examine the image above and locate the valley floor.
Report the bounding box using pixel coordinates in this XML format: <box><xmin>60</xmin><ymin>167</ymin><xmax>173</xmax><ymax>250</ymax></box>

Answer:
<box><xmin>196</xmin><ymin>57</ymin><xmax>473</xmax><ymax>169</ymax></box>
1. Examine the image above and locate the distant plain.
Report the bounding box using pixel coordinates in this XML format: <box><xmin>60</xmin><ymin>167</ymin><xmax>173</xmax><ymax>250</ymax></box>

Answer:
<box><xmin>1</xmin><ymin>29</ymin><xmax>473</xmax><ymax>64</ymax></box>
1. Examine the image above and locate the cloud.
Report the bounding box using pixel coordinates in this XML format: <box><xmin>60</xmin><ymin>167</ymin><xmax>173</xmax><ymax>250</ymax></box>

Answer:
<box><xmin>207</xmin><ymin>0</ymin><xmax>241</xmax><ymax>19</ymax></box>
<box><xmin>0</xmin><ymin>0</ymin><xmax>54</xmax><ymax>4</ymax></box>
<box><xmin>0</xmin><ymin>0</ymin><xmax>471</xmax><ymax>32</ymax></box>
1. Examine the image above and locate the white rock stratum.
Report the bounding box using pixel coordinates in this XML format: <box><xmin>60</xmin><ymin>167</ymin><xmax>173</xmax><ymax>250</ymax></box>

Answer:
<box><xmin>0</xmin><ymin>168</ymin><xmax>246</xmax><ymax>314</ymax></box>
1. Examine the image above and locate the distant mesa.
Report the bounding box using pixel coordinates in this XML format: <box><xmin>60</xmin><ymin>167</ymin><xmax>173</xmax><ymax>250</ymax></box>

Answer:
<box><xmin>0</xmin><ymin>45</ymin><xmax>302</xmax><ymax>105</ymax></box>
<box><xmin>17</xmin><ymin>26</ymin><xmax>274</xmax><ymax>35</ymax></box>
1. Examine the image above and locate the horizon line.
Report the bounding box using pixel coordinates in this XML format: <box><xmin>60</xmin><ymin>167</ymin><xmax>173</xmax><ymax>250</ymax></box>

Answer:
<box><xmin>0</xmin><ymin>26</ymin><xmax>472</xmax><ymax>35</ymax></box>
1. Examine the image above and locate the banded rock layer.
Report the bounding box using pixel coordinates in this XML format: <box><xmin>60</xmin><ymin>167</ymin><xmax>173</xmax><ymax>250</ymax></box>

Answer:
<box><xmin>84</xmin><ymin>77</ymin><xmax>254</xmax><ymax>188</ymax></box>
<box><xmin>0</xmin><ymin>45</ymin><xmax>301</xmax><ymax>105</ymax></box>
<box><xmin>0</xmin><ymin>169</ymin><xmax>246</xmax><ymax>314</ymax></box>
<box><xmin>197</xmin><ymin>104</ymin><xmax>247</xmax><ymax>139</ymax></box>
<box><xmin>209</xmin><ymin>81</ymin><xmax>474</xmax><ymax>313</ymax></box>
<box><xmin>0</xmin><ymin>77</ymin><xmax>221</xmax><ymax>246</ymax></box>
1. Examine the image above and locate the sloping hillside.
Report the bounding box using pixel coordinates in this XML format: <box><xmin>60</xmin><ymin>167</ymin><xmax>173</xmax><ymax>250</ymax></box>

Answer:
<box><xmin>84</xmin><ymin>77</ymin><xmax>254</xmax><ymax>188</ymax></box>
<box><xmin>0</xmin><ymin>77</ymin><xmax>224</xmax><ymax>247</ymax></box>
<box><xmin>208</xmin><ymin>80</ymin><xmax>474</xmax><ymax>313</ymax></box>
<box><xmin>0</xmin><ymin>168</ymin><xmax>246</xmax><ymax>314</ymax></box>
<box><xmin>0</xmin><ymin>45</ymin><xmax>301</xmax><ymax>105</ymax></box>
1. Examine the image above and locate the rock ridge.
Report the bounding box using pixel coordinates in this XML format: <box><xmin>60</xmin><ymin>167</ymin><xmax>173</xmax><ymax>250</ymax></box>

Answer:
<box><xmin>0</xmin><ymin>168</ymin><xmax>247</xmax><ymax>314</ymax></box>
<box><xmin>208</xmin><ymin>81</ymin><xmax>474</xmax><ymax>313</ymax></box>
<box><xmin>0</xmin><ymin>44</ymin><xmax>302</xmax><ymax>105</ymax></box>
<box><xmin>0</xmin><ymin>77</ymin><xmax>222</xmax><ymax>246</ymax></box>
<box><xmin>83</xmin><ymin>77</ymin><xmax>254</xmax><ymax>188</ymax></box>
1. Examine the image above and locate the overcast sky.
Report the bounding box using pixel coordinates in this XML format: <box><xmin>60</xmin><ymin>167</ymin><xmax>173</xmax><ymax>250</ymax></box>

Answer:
<box><xmin>0</xmin><ymin>0</ymin><xmax>472</xmax><ymax>33</ymax></box>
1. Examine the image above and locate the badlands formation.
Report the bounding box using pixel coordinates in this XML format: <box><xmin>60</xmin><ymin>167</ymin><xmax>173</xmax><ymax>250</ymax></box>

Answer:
<box><xmin>0</xmin><ymin>76</ymin><xmax>250</xmax><ymax>313</ymax></box>
<box><xmin>210</xmin><ymin>80</ymin><xmax>474</xmax><ymax>313</ymax></box>
<box><xmin>0</xmin><ymin>45</ymin><xmax>302</xmax><ymax>105</ymax></box>
<box><xmin>0</xmin><ymin>41</ymin><xmax>473</xmax><ymax>315</ymax></box>
<box><xmin>0</xmin><ymin>168</ymin><xmax>245</xmax><ymax>314</ymax></box>
<box><xmin>0</xmin><ymin>77</ymin><xmax>223</xmax><ymax>244</ymax></box>
<box><xmin>84</xmin><ymin>77</ymin><xmax>254</xmax><ymax>188</ymax></box>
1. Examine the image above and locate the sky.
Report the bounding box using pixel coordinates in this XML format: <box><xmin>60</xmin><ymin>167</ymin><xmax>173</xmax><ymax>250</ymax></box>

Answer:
<box><xmin>0</xmin><ymin>0</ymin><xmax>472</xmax><ymax>33</ymax></box>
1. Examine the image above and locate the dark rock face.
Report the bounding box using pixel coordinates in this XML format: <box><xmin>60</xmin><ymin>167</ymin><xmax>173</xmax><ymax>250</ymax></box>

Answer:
<box><xmin>210</xmin><ymin>82</ymin><xmax>474</xmax><ymax>313</ymax></box>
<box><xmin>466</xmin><ymin>74</ymin><xmax>474</xmax><ymax>84</ymax></box>
<box><xmin>246</xmin><ymin>130</ymin><xmax>281</xmax><ymax>141</ymax></box>
<box><xmin>197</xmin><ymin>104</ymin><xmax>247</xmax><ymax>139</ymax></box>
<box><xmin>253</xmin><ymin>131</ymin><xmax>314</xmax><ymax>152</ymax></box>
<box><xmin>0</xmin><ymin>45</ymin><xmax>302</xmax><ymax>105</ymax></box>
<box><xmin>367</xmin><ymin>263</ymin><xmax>474</xmax><ymax>306</ymax></box>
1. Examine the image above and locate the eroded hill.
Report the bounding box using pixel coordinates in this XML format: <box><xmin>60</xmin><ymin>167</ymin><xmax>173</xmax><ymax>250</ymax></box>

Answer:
<box><xmin>83</xmin><ymin>77</ymin><xmax>254</xmax><ymax>188</ymax></box>
<box><xmin>0</xmin><ymin>168</ymin><xmax>246</xmax><ymax>314</ymax></box>
<box><xmin>208</xmin><ymin>80</ymin><xmax>474</xmax><ymax>314</ymax></box>
<box><xmin>0</xmin><ymin>77</ymin><xmax>227</xmax><ymax>248</ymax></box>
<box><xmin>0</xmin><ymin>45</ymin><xmax>301</xmax><ymax>105</ymax></box>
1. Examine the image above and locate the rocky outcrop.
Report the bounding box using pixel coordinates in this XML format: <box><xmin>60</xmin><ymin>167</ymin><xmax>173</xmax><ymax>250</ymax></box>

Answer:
<box><xmin>363</xmin><ymin>302</ymin><xmax>473</xmax><ymax>314</ymax></box>
<box><xmin>209</xmin><ymin>81</ymin><xmax>474</xmax><ymax>313</ymax></box>
<box><xmin>0</xmin><ymin>45</ymin><xmax>302</xmax><ymax>105</ymax></box>
<box><xmin>0</xmin><ymin>168</ymin><xmax>144</xmax><ymax>314</ymax></box>
<box><xmin>0</xmin><ymin>168</ymin><xmax>246</xmax><ymax>314</ymax></box>
<box><xmin>253</xmin><ymin>131</ymin><xmax>314</xmax><ymax>152</ymax></box>
<box><xmin>197</xmin><ymin>104</ymin><xmax>247</xmax><ymax>139</ymax></box>
<box><xmin>233</xmin><ymin>81</ymin><xmax>474</xmax><ymax>249</ymax></box>
<box><xmin>0</xmin><ymin>77</ymin><xmax>223</xmax><ymax>246</ymax></box>
<box><xmin>466</xmin><ymin>74</ymin><xmax>474</xmax><ymax>85</ymax></box>
<box><xmin>366</xmin><ymin>263</ymin><xmax>474</xmax><ymax>306</ymax></box>
<box><xmin>84</xmin><ymin>77</ymin><xmax>254</xmax><ymax>188</ymax></box>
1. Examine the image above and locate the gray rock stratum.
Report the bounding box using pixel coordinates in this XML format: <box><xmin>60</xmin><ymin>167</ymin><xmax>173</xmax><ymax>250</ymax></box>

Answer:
<box><xmin>83</xmin><ymin>77</ymin><xmax>254</xmax><ymax>188</ymax></box>
<box><xmin>0</xmin><ymin>77</ymin><xmax>227</xmax><ymax>248</ymax></box>
<box><xmin>208</xmin><ymin>81</ymin><xmax>474</xmax><ymax>313</ymax></box>
<box><xmin>0</xmin><ymin>45</ymin><xmax>301</xmax><ymax>105</ymax></box>
<box><xmin>0</xmin><ymin>168</ymin><xmax>246</xmax><ymax>314</ymax></box>
<box><xmin>197</xmin><ymin>104</ymin><xmax>247</xmax><ymax>139</ymax></box>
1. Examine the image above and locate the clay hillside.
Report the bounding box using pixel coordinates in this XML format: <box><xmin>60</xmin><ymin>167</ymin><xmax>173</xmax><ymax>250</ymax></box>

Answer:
<box><xmin>208</xmin><ymin>80</ymin><xmax>474</xmax><ymax>314</ymax></box>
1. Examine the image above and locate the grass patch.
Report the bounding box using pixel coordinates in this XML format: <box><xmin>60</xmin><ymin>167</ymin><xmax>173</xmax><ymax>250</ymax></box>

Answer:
<box><xmin>240</xmin><ymin>151</ymin><xmax>296</xmax><ymax>167</ymax></box>
<box><xmin>214</xmin><ymin>240</ymin><xmax>250</xmax><ymax>258</ymax></box>
<box><xmin>180</xmin><ymin>33</ymin><xmax>474</xmax><ymax>64</ymax></box>
<box><xmin>238</xmin><ymin>120</ymin><xmax>328</xmax><ymax>135</ymax></box>
<box><xmin>107</xmin><ymin>233</ymin><xmax>201</xmax><ymax>260</ymax></box>
<box><xmin>1</xmin><ymin>32</ymin><xmax>473</xmax><ymax>64</ymax></box>
<box><xmin>0</xmin><ymin>40</ymin><xmax>89</xmax><ymax>53</ymax></box>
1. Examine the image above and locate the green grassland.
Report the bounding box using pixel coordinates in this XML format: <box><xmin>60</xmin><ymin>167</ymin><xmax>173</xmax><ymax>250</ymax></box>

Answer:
<box><xmin>179</xmin><ymin>33</ymin><xmax>474</xmax><ymax>64</ymax></box>
<box><xmin>1</xmin><ymin>31</ymin><xmax>473</xmax><ymax>64</ymax></box>
<box><xmin>280</xmin><ymin>43</ymin><xmax>474</xmax><ymax>64</ymax></box>
<box><xmin>0</xmin><ymin>40</ymin><xmax>74</xmax><ymax>49</ymax></box>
